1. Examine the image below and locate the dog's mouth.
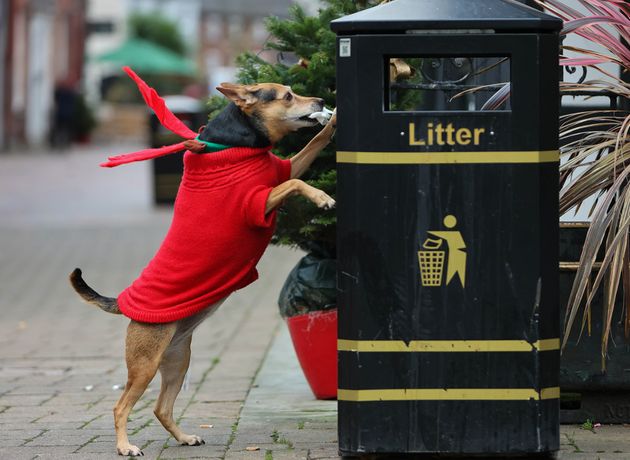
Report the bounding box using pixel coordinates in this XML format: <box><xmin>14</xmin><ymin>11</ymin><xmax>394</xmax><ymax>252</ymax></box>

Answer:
<box><xmin>295</xmin><ymin>110</ymin><xmax>326</xmax><ymax>126</ymax></box>
<box><xmin>294</xmin><ymin>112</ymin><xmax>320</xmax><ymax>125</ymax></box>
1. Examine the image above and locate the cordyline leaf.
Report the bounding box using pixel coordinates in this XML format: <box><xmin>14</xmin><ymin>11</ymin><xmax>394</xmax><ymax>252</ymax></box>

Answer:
<box><xmin>580</xmin><ymin>0</ymin><xmax>630</xmax><ymax>41</ymax></box>
<box><xmin>561</xmin><ymin>57</ymin><xmax>612</xmax><ymax>66</ymax></box>
<box><xmin>562</xmin><ymin>138</ymin><xmax>630</xmax><ymax>354</ymax></box>
<box><xmin>562</xmin><ymin>165</ymin><xmax>630</xmax><ymax>350</ymax></box>
<box><xmin>537</xmin><ymin>0</ymin><xmax>578</xmax><ymax>22</ymax></box>
<box><xmin>449</xmin><ymin>82</ymin><xmax>512</xmax><ymax>110</ymax></box>
<box><xmin>562</xmin><ymin>44</ymin><xmax>625</xmax><ymax>66</ymax></box>
<box><xmin>472</xmin><ymin>0</ymin><xmax>630</xmax><ymax>364</ymax></box>
<box><xmin>448</xmin><ymin>83</ymin><xmax>507</xmax><ymax>102</ymax></box>
<box><xmin>560</xmin><ymin>134</ymin><xmax>623</xmax><ymax>168</ymax></box>
<box><xmin>580</xmin><ymin>0</ymin><xmax>625</xmax><ymax>21</ymax></box>
<box><xmin>481</xmin><ymin>83</ymin><xmax>511</xmax><ymax>110</ymax></box>
<box><xmin>560</xmin><ymin>121</ymin><xmax>622</xmax><ymax>141</ymax></box>
<box><xmin>561</xmin><ymin>78</ymin><xmax>630</xmax><ymax>98</ymax></box>
<box><xmin>617</xmin><ymin>114</ymin><xmax>630</xmax><ymax>156</ymax></box>
<box><xmin>581</xmin><ymin>191</ymin><xmax>630</xmax><ymax>369</ymax></box>
<box><xmin>577</xmin><ymin>0</ymin><xmax>630</xmax><ymax>43</ymax></box>
<box><xmin>624</xmin><ymin>242</ymin><xmax>630</xmax><ymax>339</ymax></box>
<box><xmin>559</xmin><ymin>148</ymin><xmax>630</xmax><ymax>214</ymax></box>
<box><xmin>539</xmin><ymin>0</ymin><xmax>630</xmax><ymax>67</ymax></box>
<box><xmin>568</xmin><ymin>18</ymin><xmax>630</xmax><ymax>64</ymax></box>
<box><xmin>562</xmin><ymin>16</ymin><xmax>630</xmax><ymax>35</ymax></box>
<box><xmin>602</xmin><ymin>194</ymin><xmax>628</xmax><ymax>341</ymax></box>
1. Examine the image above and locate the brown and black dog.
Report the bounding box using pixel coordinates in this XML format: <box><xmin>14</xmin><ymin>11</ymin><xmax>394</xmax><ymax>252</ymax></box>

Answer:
<box><xmin>70</xmin><ymin>82</ymin><xmax>336</xmax><ymax>456</ymax></box>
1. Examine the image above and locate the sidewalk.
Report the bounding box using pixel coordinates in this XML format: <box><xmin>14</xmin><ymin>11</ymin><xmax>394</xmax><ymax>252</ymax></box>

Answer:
<box><xmin>0</xmin><ymin>146</ymin><xmax>629</xmax><ymax>459</ymax></box>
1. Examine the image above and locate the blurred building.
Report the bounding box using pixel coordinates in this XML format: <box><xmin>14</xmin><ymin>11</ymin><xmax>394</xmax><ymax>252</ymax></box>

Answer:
<box><xmin>83</xmin><ymin>0</ymin><xmax>127</xmax><ymax>106</ymax></box>
<box><xmin>1</xmin><ymin>1</ymin><xmax>9</xmax><ymax>150</ymax></box>
<box><xmin>84</xmin><ymin>0</ymin><xmax>203</xmax><ymax>105</ymax></box>
<box><xmin>199</xmin><ymin>0</ymin><xmax>292</xmax><ymax>91</ymax></box>
<box><xmin>84</xmin><ymin>0</ymin><xmax>204</xmax><ymax>143</ymax></box>
<box><xmin>1</xmin><ymin>0</ymin><xmax>87</xmax><ymax>149</ymax></box>
<box><xmin>84</xmin><ymin>0</ymin><xmax>294</xmax><ymax>103</ymax></box>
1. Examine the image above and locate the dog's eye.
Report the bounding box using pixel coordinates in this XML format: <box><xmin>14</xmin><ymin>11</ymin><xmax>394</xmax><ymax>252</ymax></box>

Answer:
<box><xmin>284</xmin><ymin>92</ymin><xmax>293</xmax><ymax>101</ymax></box>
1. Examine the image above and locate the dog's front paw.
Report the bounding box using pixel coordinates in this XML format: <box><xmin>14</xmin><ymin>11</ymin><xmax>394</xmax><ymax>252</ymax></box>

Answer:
<box><xmin>180</xmin><ymin>434</ymin><xmax>205</xmax><ymax>446</ymax></box>
<box><xmin>315</xmin><ymin>193</ymin><xmax>336</xmax><ymax>210</ymax></box>
<box><xmin>117</xmin><ymin>444</ymin><xmax>143</xmax><ymax>456</ymax></box>
<box><xmin>321</xmin><ymin>196</ymin><xmax>336</xmax><ymax>210</ymax></box>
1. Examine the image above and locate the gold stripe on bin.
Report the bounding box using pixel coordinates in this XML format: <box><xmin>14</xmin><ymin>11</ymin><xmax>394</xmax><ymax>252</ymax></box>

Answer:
<box><xmin>336</xmin><ymin>150</ymin><xmax>559</xmax><ymax>164</ymax></box>
<box><xmin>338</xmin><ymin>387</ymin><xmax>560</xmax><ymax>402</ymax></box>
<box><xmin>337</xmin><ymin>339</ymin><xmax>560</xmax><ymax>353</ymax></box>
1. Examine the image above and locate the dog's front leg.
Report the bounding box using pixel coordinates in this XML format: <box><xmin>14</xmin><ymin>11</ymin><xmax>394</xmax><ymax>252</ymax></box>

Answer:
<box><xmin>289</xmin><ymin>113</ymin><xmax>336</xmax><ymax>179</ymax></box>
<box><xmin>265</xmin><ymin>179</ymin><xmax>335</xmax><ymax>214</ymax></box>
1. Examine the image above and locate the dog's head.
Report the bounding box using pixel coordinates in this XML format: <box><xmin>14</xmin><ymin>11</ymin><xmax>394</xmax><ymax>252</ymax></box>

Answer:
<box><xmin>216</xmin><ymin>82</ymin><xmax>325</xmax><ymax>143</ymax></box>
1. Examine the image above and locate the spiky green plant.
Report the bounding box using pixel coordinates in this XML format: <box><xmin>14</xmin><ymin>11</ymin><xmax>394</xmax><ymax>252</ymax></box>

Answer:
<box><xmin>537</xmin><ymin>0</ymin><xmax>629</xmax><ymax>369</ymax></box>
<box><xmin>205</xmin><ymin>1</ymin><xmax>379</xmax><ymax>254</ymax></box>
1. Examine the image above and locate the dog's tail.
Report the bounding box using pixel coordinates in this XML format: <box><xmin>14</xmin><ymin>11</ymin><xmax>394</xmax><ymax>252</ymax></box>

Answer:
<box><xmin>69</xmin><ymin>268</ymin><xmax>121</xmax><ymax>315</ymax></box>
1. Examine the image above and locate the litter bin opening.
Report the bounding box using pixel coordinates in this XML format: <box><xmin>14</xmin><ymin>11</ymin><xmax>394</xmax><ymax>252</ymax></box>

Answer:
<box><xmin>387</xmin><ymin>55</ymin><xmax>512</xmax><ymax>112</ymax></box>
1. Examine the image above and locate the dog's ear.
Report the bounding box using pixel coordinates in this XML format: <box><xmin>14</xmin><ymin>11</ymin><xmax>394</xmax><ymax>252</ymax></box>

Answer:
<box><xmin>216</xmin><ymin>83</ymin><xmax>258</xmax><ymax>108</ymax></box>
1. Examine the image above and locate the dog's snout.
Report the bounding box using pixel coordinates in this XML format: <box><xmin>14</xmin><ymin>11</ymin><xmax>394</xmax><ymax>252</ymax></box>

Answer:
<box><xmin>315</xmin><ymin>98</ymin><xmax>325</xmax><ymax>110</ymax></box>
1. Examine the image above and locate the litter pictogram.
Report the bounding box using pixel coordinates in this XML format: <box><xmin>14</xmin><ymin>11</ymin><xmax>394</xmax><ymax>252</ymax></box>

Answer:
<box><xmin>418</xmin><ymin>215</ymin><xmax>466</xmax><ymax>288</ymax></box>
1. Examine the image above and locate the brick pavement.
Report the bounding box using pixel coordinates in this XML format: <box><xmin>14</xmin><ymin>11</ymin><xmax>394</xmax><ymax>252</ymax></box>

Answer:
<box><xmin>1</xmin><ymin>146</ymin><xmax>630</xmax><ymax>459</ymax></box>
<box><xmin>0</xmin><ymin>146</ymin><xmax>305</xmax><ymax>459</ymax></box>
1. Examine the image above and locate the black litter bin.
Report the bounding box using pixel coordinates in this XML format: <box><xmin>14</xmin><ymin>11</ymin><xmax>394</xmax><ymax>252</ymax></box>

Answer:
<box><xmin>333</xmin><ymin>0</ymin><xmax>561</xmax><ymax>456</ymax></box>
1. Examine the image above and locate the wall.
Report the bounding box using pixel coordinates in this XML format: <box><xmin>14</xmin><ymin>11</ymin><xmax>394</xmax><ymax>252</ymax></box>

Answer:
<box><xmin>4</xmin><ymin>0</ymin><xmax>86</xmax><ymax>148</ymax></box>
<box><xmin>0</xmin><ymin>0</ymin><xmax>9</xmax><ymax>149</ymax></box>
<box><xmin>199</xmin><ymin>0</ymin><xmax>292</xmax><ymax>92</ymax></box>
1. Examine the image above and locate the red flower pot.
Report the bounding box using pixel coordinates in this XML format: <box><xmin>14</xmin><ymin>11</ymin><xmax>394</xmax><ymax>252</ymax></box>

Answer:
<box><xmin>286</xmin><ymin>309</ymin><xmax>337</xmax><ymax>400</ymax></box>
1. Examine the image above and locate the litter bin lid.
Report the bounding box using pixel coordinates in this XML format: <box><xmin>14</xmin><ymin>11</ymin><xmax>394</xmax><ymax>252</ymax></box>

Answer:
<box><xmin>331</xmin><ymin>0</ymin><xmax>562</xmax><ymax>34</ymax></box>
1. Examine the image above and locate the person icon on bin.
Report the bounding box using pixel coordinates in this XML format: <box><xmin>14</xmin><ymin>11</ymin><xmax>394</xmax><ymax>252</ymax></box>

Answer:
<box><xmin>419</xmin><ymin>215</ymin><xmax>466</xmax><ymax>288</ymax></box>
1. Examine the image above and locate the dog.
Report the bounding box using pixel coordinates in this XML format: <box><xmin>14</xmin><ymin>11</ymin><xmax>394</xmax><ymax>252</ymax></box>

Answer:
<box><xmin>70</xmin><ymin>80</ymin><xmax>336</xmax><ymax>456</ymax></box>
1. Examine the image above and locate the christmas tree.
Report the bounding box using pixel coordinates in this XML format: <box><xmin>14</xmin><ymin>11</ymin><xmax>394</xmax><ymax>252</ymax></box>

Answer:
<box><xmin>208</xmin><ymin>0</ymin><xmax>378</xmax><ymax>255</ymax></box>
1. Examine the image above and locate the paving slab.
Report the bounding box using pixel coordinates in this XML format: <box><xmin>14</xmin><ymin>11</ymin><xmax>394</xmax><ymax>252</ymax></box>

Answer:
<box><xmin>225</xmin><ymin>325</ymin><xmax>336</xmax><ymax>460</ymax></box>
<box><xmin>3</xmin><ymin>146</ymin><xmax>630</xmax><ymax>459</ymax></box>
<box><xmin>0</xmin><ymin>146</ymin><xmax>301</xmax><ymax>459</ymax></box>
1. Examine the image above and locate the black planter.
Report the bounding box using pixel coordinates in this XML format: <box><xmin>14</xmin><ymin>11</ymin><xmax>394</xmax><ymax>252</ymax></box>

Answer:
<box><xmin>559</xmin><ymin>222</ymin><xmax>630</xmax><ymax>423</ymax></box>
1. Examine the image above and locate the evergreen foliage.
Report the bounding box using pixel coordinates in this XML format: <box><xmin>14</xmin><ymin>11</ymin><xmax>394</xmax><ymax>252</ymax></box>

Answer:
<box><xmin>128</xmin><ymin>13</ymin><xmax>187</xmax><ymax>56</ymax></box>
<box><xmin>208</xmin><ymin>0</ymin><xmax>378</xmax><ymax>254</ymax></box>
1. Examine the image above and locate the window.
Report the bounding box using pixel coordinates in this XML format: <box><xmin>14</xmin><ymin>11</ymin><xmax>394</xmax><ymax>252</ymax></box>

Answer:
<box><xmin>206</xmin><ymin>14</ymin><xmax>222</xmax><ymax>42</ymax></box>
<box><xmin>387</xmin><ymin>56</ymin><xmax>511</xmax><ymax>112</ymax></box>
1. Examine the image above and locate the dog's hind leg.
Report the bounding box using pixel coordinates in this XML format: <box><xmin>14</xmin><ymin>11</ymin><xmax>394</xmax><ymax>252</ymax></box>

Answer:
<box><xmin>154</xmin><ymin>334</ymin><xmax>205</xmax><ymax>446</ymax></box>
<box><xmin>114</xmin><ymin>321</ymin><xmax>176</xmax><ymax>457</ymax></box>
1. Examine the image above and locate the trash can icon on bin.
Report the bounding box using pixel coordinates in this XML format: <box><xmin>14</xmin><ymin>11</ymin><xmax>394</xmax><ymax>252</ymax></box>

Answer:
<box><xmin>418</xmin><ymin>214</ymin><xmax>466</xmax><ymax>288</ymax></box>
<box><xmin>418</xmin><ymin>239</ymin><xmax>445</xmax><ymax>287</ymax></box>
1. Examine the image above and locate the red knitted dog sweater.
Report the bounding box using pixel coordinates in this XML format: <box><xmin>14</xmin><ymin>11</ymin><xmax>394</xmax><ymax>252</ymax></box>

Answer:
<box><xmin>117</xmin><ymin>147</ymin><xmax>291</xmax><ymax>323</ymax></box>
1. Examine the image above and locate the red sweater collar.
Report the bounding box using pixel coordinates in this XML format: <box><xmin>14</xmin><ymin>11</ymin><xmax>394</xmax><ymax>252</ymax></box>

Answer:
<box><xmin>183</xmin><ymin>146</ymin><xmax>273</xmax><ymax>172</ymax></box>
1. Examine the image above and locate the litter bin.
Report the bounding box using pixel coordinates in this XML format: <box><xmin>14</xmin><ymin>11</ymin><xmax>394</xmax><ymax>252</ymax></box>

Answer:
<box><xmin>332</xmin><ymin>0</ymin><xmax>561</xmax><ymax>455</ymax></box>
<box><xmin>149</xmin><ymin>95</ymin><xmax>205</xmax><ymax>204</ymax></box>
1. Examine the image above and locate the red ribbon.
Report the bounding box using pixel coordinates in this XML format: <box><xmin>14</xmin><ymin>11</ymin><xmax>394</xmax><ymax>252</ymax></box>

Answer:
<box><xmin>101</xmin><ymin>67</ymin><xmax>198</xmax><ymax>168</ymax></box>
<box><xmin>100</xmin><ymin>142</ymin><xmax>188</xmax><ymax>168</ymax></box>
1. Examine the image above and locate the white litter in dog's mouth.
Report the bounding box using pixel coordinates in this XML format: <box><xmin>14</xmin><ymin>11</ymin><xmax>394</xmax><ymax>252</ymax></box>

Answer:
<box><xmin>308</xmin><ymin>107</ymin><xmax>335</xmax><ymax>125</ymax></box>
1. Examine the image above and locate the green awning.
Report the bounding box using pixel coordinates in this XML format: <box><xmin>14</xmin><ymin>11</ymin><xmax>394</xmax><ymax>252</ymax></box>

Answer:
<box><xmin>97</xmin><ymin>38</ymin><xmax>195</xmax><ymax>75</ymax></box>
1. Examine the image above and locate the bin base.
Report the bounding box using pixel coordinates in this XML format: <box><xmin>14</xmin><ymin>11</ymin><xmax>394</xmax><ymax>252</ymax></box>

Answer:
<box><xmin>339</xmin><ymin>451</ymin><xmax>557</xmax><ymax>458</ymax></box>
<box><xmin>339</xmin><ymin>399</ymin><xmax>559</xmax><ymax>456</ymax></box>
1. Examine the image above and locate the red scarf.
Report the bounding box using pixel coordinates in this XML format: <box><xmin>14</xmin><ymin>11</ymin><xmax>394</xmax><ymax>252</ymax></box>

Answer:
<box><xmin>103</xmin><ymin>68</ymin><xmax>291</xmax><ymax>323</ymax></box>
<box><xmin>101</xmin><ymin>66</ymin><xmax>199</xmax><ymax>168</ymax></box>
